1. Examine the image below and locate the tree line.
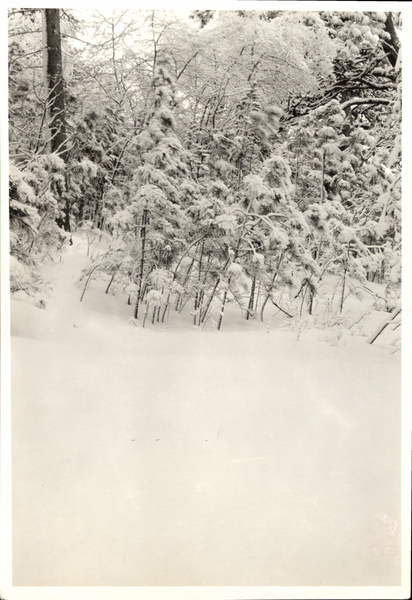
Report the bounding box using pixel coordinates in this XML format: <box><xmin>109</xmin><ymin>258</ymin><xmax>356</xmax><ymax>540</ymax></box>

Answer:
<box><xmin>8</xmin><ymin>9</ymin><xmax>402</xmax><ymax>328</ymax></box>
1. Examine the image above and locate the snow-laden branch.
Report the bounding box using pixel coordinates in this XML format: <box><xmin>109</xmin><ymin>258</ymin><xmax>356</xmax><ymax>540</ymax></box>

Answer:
<box><xmin>340</xmin><ymin>97</ymin><xmax>391</xmax><ymax>110</ymax></box>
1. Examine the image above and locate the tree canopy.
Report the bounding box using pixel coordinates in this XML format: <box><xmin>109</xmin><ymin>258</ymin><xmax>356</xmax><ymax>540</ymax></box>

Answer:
<box><xmin>8</xmin><ymin>8</ymin><xmax>402</xmax><ymax>328</ymax></box>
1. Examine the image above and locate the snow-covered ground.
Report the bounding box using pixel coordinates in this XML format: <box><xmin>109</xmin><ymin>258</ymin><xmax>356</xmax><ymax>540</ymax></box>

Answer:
<box><xmin>10</xmin><ymin>235</ymin><xmax>403</xmax><ymax>589</ymax></box>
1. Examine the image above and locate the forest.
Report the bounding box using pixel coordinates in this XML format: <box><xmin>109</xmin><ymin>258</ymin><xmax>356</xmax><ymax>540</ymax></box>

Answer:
<box><xmin>6</xmin><ymin>8</ymin><xmax>406</xmax><ymax>593</ymax></box>
<box><xmin>8</xmin><ymin>8</ymin><xmax>402</xmax><ymax>331</ymax></box>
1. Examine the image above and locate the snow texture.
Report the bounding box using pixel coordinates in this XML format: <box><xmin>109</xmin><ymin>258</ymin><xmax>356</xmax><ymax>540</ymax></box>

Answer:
<box><xmin>10</xmin><ymin>235</ymin><xmax>401</xmax><ymax>587</ymax></box>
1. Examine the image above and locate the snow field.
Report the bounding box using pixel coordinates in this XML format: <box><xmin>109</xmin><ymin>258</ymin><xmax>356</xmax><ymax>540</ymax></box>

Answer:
<box><xmin>10</xmin><ymin>236</ymin><xmax>401</xmax><ymax>586</ymax></box>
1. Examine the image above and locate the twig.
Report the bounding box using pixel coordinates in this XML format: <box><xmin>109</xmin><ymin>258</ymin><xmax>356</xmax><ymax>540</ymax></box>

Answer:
<box><xmin>269</xmin><ymin>297</ymin><xmax>294</xmax><ymax>318</ymax></box>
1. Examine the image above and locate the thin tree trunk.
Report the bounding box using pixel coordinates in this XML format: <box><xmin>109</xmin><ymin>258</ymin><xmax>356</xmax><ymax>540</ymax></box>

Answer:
<box><xmin>194</xmin><ymin>242</ymin><xmax>205</xmax><ymax>325</ymax></box>
<box><xmin>142</xmin><ymin>303</ymin><xmax>149</xmax><ymax>328</ymax></box>
<box><xmin>134</xmin><ymin>208</ymin><xmax>148</xmax><ymax>319</ymax></box>
<box><xmin>308</xmin><ymin>291</ymin><xmax>314</xmax><ymax>315</ymax></box>
<box><xmin>339</xmin><ymin>267</ymin><xmax>347</xmax><ymax>313</ymax></box>
<box><xmin>140</xmin><ymin>281</ymin><xmax>149</xmax><ymax>305</ymax></box>
<box><xmin>105</xmin><ymin>272</ymin><xmax>116</xmax><ymax>294</ymax></box>
<box><xmin>175</xmin><ymin>257</ymin><xmax>195</xmax><ymax>311</ymax></box>
<box><xmin>178</xmin><ymin>296</ymin><xmax>193</xmax><ymax>314</ymax></box>
<box><xmin>254</xmin><ymin>278</ymin><xmax>261</xmax><ymax>312</ymax></box>
<box><xmin>162</xmin><ymin>293</ymin><xmax>170</xmax><ymax>323</ymax></box>
<box><xmin>260</xmin><ymin>289</ymin><xmax>272</xmax><ymax>322</ymax></box>
<box><xmin>295</xmin><ymin>140</ymin><xmax>301</xmax><ymax>187</ymax></box>
<box><xmin>217</xmin><ymin>266</ymin><xmax>242</xmax><ymax>329</ymax></box>
<box><xmin>197</xmin><ymin>289</ymin><xmax>205</xmax><ymax>326</ymax></box>
<box><xmin>320</xmin><ymin>149</ymin><xmax>326</xmax><ymax>204</ymax></box>
<box><xmin>260</xmin><ymin>252</ymin><xmax>284</xmax><ymax>322</ymax></box>
<box><xmin>217</xmin><ymin>287</ymin><xmax>229</xmax><ymax>331</ymax></box>
<box><xmin>198</xmin><ymin>253</ymin><xmax>212</xmax><ymax>325</ymax></box>
<box><xmin>172</xmin><ymin>235</ymin><xmax>208</xmax><ymax>280</ymax></box>
<box><xmin>246</xmin><ymin>275</ymin><xmax>256</xmax><ymax>320</ymax></box>
<box><xmin>367</xmin><ymin>308</ymin><xmax>401</xmax><ymax>345</ymax></box>
<box><xmin>200</xmin><ymin>277</ymin><xmax>220</xmax><ymax>324</ymax></box>
<box><xmin>269</xmin><ymin>298</ymin><xmax>294</xmax><ymax>318</ymax></box>
<box><xmin>201</xmin><ymin>258</ymin><xmax>230</xmax><ymax>324</ymax></box>
<box><xmin>299</xmin><ymin>284</ymin><xmax>307</xmax><ymax>317</ymax></box>
<box><xmin>80</xmin><ymin>265</ymin><xmax>99</xmax><ymax>302</ymax></box>
<box><xmin>193</xmin><ymin>295</ymin><xmax>198</xmax><ymax>325</ymax></box>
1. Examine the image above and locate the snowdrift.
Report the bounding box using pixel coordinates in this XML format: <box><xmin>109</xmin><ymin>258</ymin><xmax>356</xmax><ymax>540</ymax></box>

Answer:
<box><xmin>10</xmin><ymin>235</ymin><xmax>402</xmax><ymax>587</ymax></box>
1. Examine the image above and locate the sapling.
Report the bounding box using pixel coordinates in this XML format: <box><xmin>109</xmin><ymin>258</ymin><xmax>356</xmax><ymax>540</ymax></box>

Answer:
<box><xmin>142</xmin><ymin>303</ymin><xmax>149</xmax><ymax>328</ymax></box>
<box><xmin>254</xmin><ymin>278</ymin><xmax>261</xmax><ymax>313</ymax></box>
<box><xmin>162</xmin><ymin>293</ymin><xmax>171</xmax><ymax>322</ymax></box>
<box><xmin>105</xmin><ymin>273</ymin><xmax>116</xmax><ymax>294</ymax></box>
<box><xmin>79</xmin><ymin>263</ymin><xmax>101</xmax><ymax>302</ymax></box>
<box><xmin>197</xmin><ymin>288</ymin><xmax>205</xmax><ymax>326</ymax></box>
<box><xmin>200</xmin><ymin>257</ymin><xmax>231</xmax><ymax>324</ymax></box>
<box><xmin>134</xmin><ymin>207</ymin><xmax>148</xmax><ymax>319</ymax></box>
<box><xmin>175</xmin><ymin>257</ymin><xmax>195</xmax><ymax>311</ymax></box>
<box><xmin>194</xmin><ymin>241</ymin><xmax>205</xmax><ymax>325</ymax></box>
<box><xmin>178</xmin><ymin>296</ymin><xmax>192</xmax><ymax>314</ymax></box>
<box><xmin>202</xmin><ymin>297</ymin><xmax>222</xmax><ymax>331</ymax></box>
<box><xmin>367</xmin><ymin>308</ymin><xmax>401</xmax><ymax>345</ymax></box>
<box><xmin>142</xmin><ymin>290</ymin><xmax>165</xmax><ymax>328</ymax></box>
<box><xmin>260</xmin><ymin>252</ymin><xmax>285</xmax><ymax>322</ymax></box>
<box><xmin>198</xmin><ymin>252</ymin><xmax>213</xmax><ymax>324</ymax></box>
<box><xmin>339</xmin><ymin>265</ymin><xmax>347</xmax><ymax>313</ymax></box>
<box><xmin>294</xmin><ymin>276</ymin><xmax>316</xmax><ymax>317</ymax></box>
<box><xmin>162</xmin><ymin>281</ymin><xmax>183</xmax><ymax>323</ymax></box>
<box><xmin>246</xmin><ymin>275</ymin><xmax>256</xmax><ymax>320</ymax></box>
<box><xmin>299</xmin><ymin>285</ymin><xmax>307</xmax><ymax>317</ymax></box>
<box><xmin>217</xmin><ymin>262</ymin><xmax>243</xmax><ymax>330</ymax></box>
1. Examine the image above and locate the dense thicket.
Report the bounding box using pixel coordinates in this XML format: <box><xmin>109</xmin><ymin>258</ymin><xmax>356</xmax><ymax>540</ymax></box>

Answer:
<box><xmin>8</xmin><ymin>9</ymin><xmax>401</xmax><ymax>327</ymax></box>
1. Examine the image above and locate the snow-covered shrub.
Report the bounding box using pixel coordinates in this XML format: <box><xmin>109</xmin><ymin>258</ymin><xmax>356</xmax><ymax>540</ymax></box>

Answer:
<box><xmin>9</xmin><ymin>158</ymin><xmax>69</xmax><ymax>301</ymax></box>
<box><xmin>10</xmin><ymin>255</ymin><xmax>40</xmax><ymax>294</ymax></box>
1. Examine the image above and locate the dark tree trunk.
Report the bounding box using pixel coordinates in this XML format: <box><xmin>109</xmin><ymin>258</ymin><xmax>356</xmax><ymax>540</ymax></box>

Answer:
<box><xmin>194</xmin><ymin>242</ymin><xmax>205</xmax><ymax>325</ymax></box>
<box><xmin>161</xmin><ymin>293</ymin><xmax>170</xmax><ymax>323</ymax></box>
<box><xmin>217</xmin><ymin>287</ymin><xmax>228</xmax><ymax>331</ymax></box>
<box><xmin>339</xmin><ymin>267</ymin><xmax>347</xmax><ymax>313</ymax></box>
<box><xmin>320</xmin><ymin>149</ymin><xmax>326</xmax><ymax>203</ymax></box>
<box><xmin>367</xmin><ymin>308</ymin><xmax>401</xmax><ymax>344</ymax></box>
<box><xmin>246</xmin><ymin>275</ymin><xmax>256</xmax><ymax>320</ymax></box>
<box><xmin>105</xmin><ymin>273</ymin><xmax>115</xmax><ymax>294</ymax></box>
<box><xmin>45</xmin><ymin>9</ymin><xmax>67</xmax><ymax>159</ymax></box>
<box><xmin>382</xmin><ymin>12</ymin><xmax>400</xmax><ymax>68</ymax></box>
<box><xmin>134</xmin><ymin>209</ymin><xmax>148</xmax><ymax>319</ymax></box>
<box><xmin>43</xmin><ymin>9</ymin><xmax>70</xmax><ymax>231</ymax></box>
